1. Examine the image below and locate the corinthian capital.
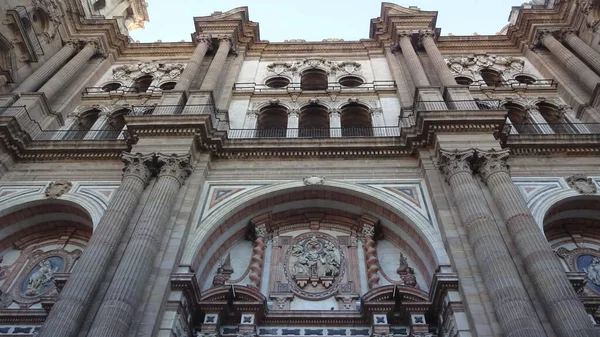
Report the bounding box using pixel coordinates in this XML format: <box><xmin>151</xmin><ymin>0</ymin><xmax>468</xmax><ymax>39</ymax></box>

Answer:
<box><xmin>437</xmin><ymin>149</ymin><xmax>475</xmax><ymax>181</ymax></box>
<box><xmin>156</xmin><ymin>153</ymin><xmax>193</xmax><ymax>185</ymax></box>
<box><xmin>216</xmin><ymin>35</ymin><xmax>233</xmax><ymax>47</ymax></box>
<box><xmin>419</xmin><ymin>30</ymin><xmax>436</xmax><ymax>42</ymax></box>
<box><xmin>195</xmin><ymin>34</ymin><xmax>212</xmax><ymax>45</ymax></box>
<box><xmin>121</xmin><ymin>152</ymin><xmax>154</xmax><ymax>184</ymax></box>
<box><xmin>475</xmin><ymin>149</ymin><xmax>510</xmax><ymax>183</ymax></box>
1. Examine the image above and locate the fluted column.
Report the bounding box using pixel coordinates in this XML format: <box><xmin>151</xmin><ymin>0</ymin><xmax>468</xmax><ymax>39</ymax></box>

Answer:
<box><xmin>37</xmin><ymin>153</ymin><xmax>154</xmax><ymax>337</ymax></box>
<box><xmin>477</xmin><ymin>149</ymin><xmax>598</xmax><ymax>337</ymax></box>
<box><xmin>362</xmin><ymin>223</ymin><xmax>380</xmax><ymax>289</ymax></box>
<box><xmin>174</xmin><ymin>34</ymin><xmax>212</xmax><ymax>91</ymax></box>
<box><xmin>420</xmin><ymin>31</ymin><xmax>457</xmax><ymax>88</ymax></box>
<box><xmin>13</xmin><ymin>41</ymin><xmax>78</xmax><ymax>94</ymax></box>
<box><xmin>199</xmin><ymin>35</ymin><xmax>232</xmax><ymax>91</ymax></box>
<box><xmin>38</xmin><ymin>40</ymin><xmax>99</xmax><ymax>101</ymax></box>
<box><xmin>562</xmin><ymin>29</ymin><xmax>600</xmax><ymax>75</ymax></box>
<box><xmin>286</xmin><ymin>109</ymin><xmax>299</xmax><ymax>138</ymax></box>
<box><xmin>397</xmin><ymin>31</ymin><xmax>430</xmax><ymax>87</ymax></box>
<box><xmin>87</xmin><ymin>153</ymin><xmax>192</xmax><ymax>337</ymax></box>
<box><xmin>437</xmin><ymin>149</ymin><xmax>546</xmax><ymax>337</ymax></box>
<box><xmin>248</xmin><ymin>224</ymin><xmax>268</xmax><ymax>288</ymax></box>
<box><xmin>539</xmin><ymin>30</ymin><xmax>600</xmax><ymax>92</ymax></box>
<box><xmin>329</xmin><ymin>109</ymin><xmax>341</xmax><ymax>137</ymax></box>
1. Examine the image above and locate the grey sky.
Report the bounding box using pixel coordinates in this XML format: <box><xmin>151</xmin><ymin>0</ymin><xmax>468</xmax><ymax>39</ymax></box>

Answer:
<box><xmin>130</xmin><ymin>0</ymin><xmax>526</xmax><ymax>43</ymax></box>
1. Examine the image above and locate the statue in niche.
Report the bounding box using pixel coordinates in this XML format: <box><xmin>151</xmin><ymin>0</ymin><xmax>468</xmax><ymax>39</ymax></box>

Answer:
<box><xmin>24</xmin><ymin>259</ymin><xmax>59</xmax><ymax>296</ymax></box>
<box><xmin>585</xmin><ymin>257</ymin><xmax>600</xmax><ymax>286</ymax></box>
<box><xmin>397</xmin><ymin>253</ymin><xmax>417</xmax><ymax>287</ymax></box>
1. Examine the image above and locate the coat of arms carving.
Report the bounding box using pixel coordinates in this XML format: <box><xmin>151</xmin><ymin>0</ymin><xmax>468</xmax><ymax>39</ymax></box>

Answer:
<box><xmin>45</xmin><ymin>180</ymin><xmax>72</xmax><ymax>199</ymax></box>
<box><xmin>566</xmin><ymin>174</ymin><xmax>597</xmax><ymax>195</ymax></box>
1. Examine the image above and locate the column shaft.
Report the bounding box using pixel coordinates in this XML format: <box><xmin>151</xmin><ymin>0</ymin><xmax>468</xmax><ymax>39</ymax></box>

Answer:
<box><xmin>329</xmin><ymin>111</ymin><xmax>341</xmax><ymax>137</ymax></box>
<box><xmin>199</xmin><ymin>37</ymin><xmax>232</xmax><ymax>91</ymax></box>
<box><xmin>362</xmin><ymin>224</ymin><xmax>380</xmax><ymax>289</ymax></box>
<box><xmin>398</xmin><ymin>33</ymin><xmax>430</xmax><ymax>87</ymax></box>
<box><xmin>37</xmin><ymin>153</ymin><xmax>153</xmax><ymax>337</ymax></box>
<box><xmin>174</xmin><ymin>35</ymin><xmax>211</xmax><ymax>91</ymax></box>
<box><xmin>421</xmin><ymin>34</ymin><xmax>457</xmax><ymax>88</ymax></box>
<box><xmin>541</xmin><ymin>32</ymin><xmax>600</xmax><ymax>92</ymax></box>
<box><xmin>38</xmin><ymin>42</ymin><xmax>97</xmax><ymax>101</ymax></box>
<box><xmin>87</xmin><ymin>154</ymin><xmax>192</xmax><ymax>337</ymax></box>
<box><xmin>439</xmin><ymin>150</ymin><xmax>546</xmax><ymax>337</ymax></box>
<box><xmin>13</xmin><ymin>42</ymin><xmax>78</xmax><ymax>93</ymax></box>
<box><xmin>563</xmin><ymin>31</ymin><xmax>600</xmax><ymax>75</ymax></box>
<box><xmin>248</xmin><ymin>227</ymin><xmax>267</xmax><ymax>288</ymax></box>
<box><xmin>286</xmin><ymin>111</ymin><xmax>299</xmax><ymax>138</ymax></box>
<box><xmin>479</xmin><ymin>151</ymin><xmax>598</xmax><ymax>337</ymax></box>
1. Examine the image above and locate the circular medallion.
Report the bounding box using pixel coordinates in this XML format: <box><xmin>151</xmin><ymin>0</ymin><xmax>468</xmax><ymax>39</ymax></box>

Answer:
<box><xmin>21</xmin><ymin>256</ymin><xmax>64</xmax><ymax>297</ymax></box>
<box><xmin>283</xmin><ymin>232</ymin><xmax>345</xmax><ymax>300</ymax></box>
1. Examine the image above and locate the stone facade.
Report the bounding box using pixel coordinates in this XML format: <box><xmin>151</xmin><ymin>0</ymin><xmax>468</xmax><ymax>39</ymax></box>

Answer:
<box><xmin>0</xmin><ymin>1</ymin><xmax>599</xmax><ymax>337</ymax></box>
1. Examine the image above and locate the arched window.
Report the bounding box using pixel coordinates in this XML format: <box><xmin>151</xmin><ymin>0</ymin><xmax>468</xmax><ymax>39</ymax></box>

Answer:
<box><xmin>338</xmin><ymin>76</ymin><xmax>363</xmax><ymax>88</ymax></box>
<box><xmin>299</xmin><ymin>104</ymin><xmax>329</xmax><ymax>138</ymax></box>
<box><xmin>455</xmin><ymin>76</ymin><xmax>473</xmax><ymax>86</ymax></box>
<box><xmin>265</xmin><ymin>77</ymin><xmax>290</xmax><ymax>89</ymax></box>
<box><xmin>101</xmin><ymin>108</ymin><xmax>128</xmax><ymax>139</ymax></box>
<box><xmin>132</xmin><ymin>75</ymin><xmax>153</xmax><ymax>93</ymax></box>
<box><xmin>537</xmin><ymin>102</ymin><xmax>573</xmax><ymax>133</ymax></box>
<box><xmin>159</xmin><ymin>82</ymin><xmax>176</xmax><ymax>91</ymax></box>
<box><xmin>102</xmin><ymin>82</ymin><xmax>121</xmax><ymax>92</ymax></box>
<box><xmin>66</xmin><ymin>109</ymin><xmax>101</xmax><ymax>140</ymax></box>
<box><xmin>31</xmin><ymin>8</ymin><xmax>50</xmax><ymax>34</ymax></box>
<box><xmin>340</xmin><ymin>103</ymin><xmax>373</xmax><ymax>137</ymax></box>
<box><xmin>301</xmin><ymin>69</ymin><xmax>328</xmax><ymax>90</ymax></box>
<box><xmin>257</xmin><ymin>106</ymin><xmax>288</xmax><ymax>138</ymax></box>
<box><xmin>504</xmin><ymin>103</ymin><xmax>530</xmax><ymax>133</ymax></box>
<box><xmin>515</xmin><ymin>75</ymin><xmax>536</xmax><ymax>85</ymax></box>
<box><xmin>480</xmin><ymin>69</ymin><xmax>503</xmax><ymax>87</ymax></box>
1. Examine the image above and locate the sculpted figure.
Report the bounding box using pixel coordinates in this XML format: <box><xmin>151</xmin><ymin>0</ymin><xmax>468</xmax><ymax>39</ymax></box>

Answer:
<box><xmin>25</xmin><ymin>260</ymin><xmax>58</xmax><ymax>296</ymax></box>
<box><xmin>585</xmin><ymin>257</ymin><xmax>600</xmax><ymax>286</ymax></box>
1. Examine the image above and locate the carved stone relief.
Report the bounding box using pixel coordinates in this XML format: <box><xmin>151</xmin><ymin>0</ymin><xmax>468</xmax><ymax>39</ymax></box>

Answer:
<box><xmin>556</xmin><ymin>247</ymin><xmax>600</xmax><ymax>295</ymax></box>
<box><xmin>111</xmin><ymin>62</ymin><xmax>185</xmax><ymax>81</ymax></box>
<box><xmin>566</xmin><ymin>174</ymin><xmax>597</xmax><ymax>195</ymax></box>
<box><xmin>283</xmin><ymin>233</ymin><xmax>345</xmax><ymax>300</ymax></box>
<box><xmin>31</xmin><ymin>0</ymin><xmax>63</xmax><ymax>42</ymax></box>
<box><xmin>45</xmin><ymin>180</ymin><xmax>72</xmax><ymax>199</ymax></box>
<box><xmin>303</xmin><ymin>176</ymin><xmax>325</xmax><ymax>186</ymax></box>
<box><xmin>445</xmin><ymin>53</ymin><xmax>526</xmax><ymax>78</ymax></box>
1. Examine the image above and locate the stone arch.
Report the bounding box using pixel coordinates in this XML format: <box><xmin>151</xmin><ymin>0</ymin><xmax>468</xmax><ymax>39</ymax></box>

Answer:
<box><xmin>479</xmin><ymin>67</ymin><xmax>505</xmax><ymax>86</ymax></box>
<box><xmin>502</xmin><ymin>100</ymin><xmax>530</xmax><ymax>132</ymax></box>
<box><xmin>509</xmin><ymin>72</ymin><xmax>539</xmax><ymax>84</ymax></box>
<box><xmin>298</xmin><ymin>102</ymin><xmax>330</xmax><ymax>137</ymax></box>
<box><xmin>256</xmin><ymin>104</ymin><xmax>288</xmax><ymax>137</ymax></box>
<box><xmin>132</xmin><ymin>74</ymin><xmax>154</xmax><ymax>93</ymax></box>
<box><xmin>338</xmin><ymin>102</ymin><xmax>373</xmax><ymax>136</ymax></box>
<box><xmin>453</xmin><ymin>74</ymin><xmax>475</xmax><ymax>86</ymax></box>
<box><xmin>253</xmin><ymin>100</ymin><xmax>294</xmax><ymax>112</ymax></box>
<box><xmin>182</xmin><ymin>181</ymin><xmax>447</xmax><ymax>286</ymax></box>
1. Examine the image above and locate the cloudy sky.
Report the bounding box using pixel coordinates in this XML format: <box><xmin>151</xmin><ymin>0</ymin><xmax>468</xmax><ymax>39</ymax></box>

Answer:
<box><xmin>130</xmin><ymin>0</ymin><xmax>527</xmax><ymax>43</ymax></box>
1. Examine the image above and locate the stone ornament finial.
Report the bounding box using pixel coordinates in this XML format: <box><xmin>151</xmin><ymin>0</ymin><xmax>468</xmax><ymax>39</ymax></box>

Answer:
<box><xmin>122</xmin><ymin>152</ymin><xmax>154</xmax><ymax>184</ymax></box>
<box><xmin>156</xmin><ymin>153</ymin><xmax>193</xmax><ymax>186</ymax></box>
<box><xmin>45</xmin><ymin>180</ymin><xmax>72</xmax><ymax>199</ymax></box>
<box><xmin>437</xmin><ymin>149</ymin><xmax>476</xmax><ymax>181</ymax></box>
<box><xmin>566</xmin><ymin>174</ymin><xmax>597</xmax><ymax>195</ymax></box>
<box><xmin>475</xmin><ymin>149</ymin><xmax>510</xmax><ymax>183</ymax></box>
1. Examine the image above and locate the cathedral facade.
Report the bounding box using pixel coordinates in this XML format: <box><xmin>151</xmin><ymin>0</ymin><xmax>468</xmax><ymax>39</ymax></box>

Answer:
<box><xmin>0</xmin><ymin>0</ymin><xmax>599</xmax><ymax>336</ymax></box>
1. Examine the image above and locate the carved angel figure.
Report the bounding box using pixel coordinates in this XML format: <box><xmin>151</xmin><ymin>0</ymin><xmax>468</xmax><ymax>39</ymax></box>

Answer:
<box><xmin>585</xmin><ymin>257</ymin><xmax>600</xmax><ymax>286</ymax></box>
<box><xmin>25</xmin><ymin>260</ymin><xmax>58</xmax><ymax>296</ymax></box>
<box><xmin>320</xmin><ymin>241</ymin><xmax>340</xmax><ymax>276</ymax></box>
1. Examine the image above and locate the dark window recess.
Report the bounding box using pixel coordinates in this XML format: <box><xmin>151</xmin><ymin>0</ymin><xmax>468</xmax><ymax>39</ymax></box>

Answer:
<box><xmin>301</xmin><ymin>69</ymin><xmax>328</xmax><ymax>90</ymax></box>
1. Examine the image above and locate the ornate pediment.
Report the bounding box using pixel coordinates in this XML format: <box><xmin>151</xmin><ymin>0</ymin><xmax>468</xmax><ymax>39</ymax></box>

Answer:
<box><xmin>446</xmin><ymin>53</ymin><xmax>525</xmax><ymax>75</ymax></box>
<box><xmin>112</xmin><ymin>62</ymin><xmax>185</xmax><ymax>80</ymax></box>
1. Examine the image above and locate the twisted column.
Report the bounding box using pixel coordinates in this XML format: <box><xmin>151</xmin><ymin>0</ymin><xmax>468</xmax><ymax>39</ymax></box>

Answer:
<box><xmin>37</xmin><ymin>153</ymin><xmax>154</xmax><ymax>337</ymax></box>
<box><xmin>248</xmin><ymin>224</ymin><xmax>268</xmax><ymax>288</ymax></box>
<box><xmin>477</xmin><ymin>149</ymin><xmax>598</xmax><ymax>337</ymax></box>
<box><xmin>539</xmin><ymin>30</ymin><xmax>600</xmax><ymax>92</ymax></box>
<box><xmin>199</xmin><ymin>35</ymin><xmax>232</xmax><ymax>91</ymax></box>
<box><xmin>88</xmin><ymin>154</ymin><xmax>193</xmax><ymax>337</ymax></box>
<box><xmin>174</xmin><ymin>34</ymin><xmax>212</xmax><ymax>91</ymax></box>
<box><xmin>397</xmin><ymin>31</ymin><xmax>430</xmax><ymax>87</ymax></box>
<box><xmin>420</xmin><ymin>31</ymin><xmax>456</xmax><ymax>88</ymax></box>
<box><xmin>38</xmin><ymin>40</ymin><xmax>99</xmax><ymax>101</ymax></box>
<box><xmin>362</xmin><ymin>224</ymin><xmax>380</xmax><ymax>289</ymax></box>
<box><xmin>437</xmin><ymin>149</ymin><xmax>546</xmax><ymax>337</ymax></box>
<box><xmin>13</xmin><ymin>41</ymin><xmax>78</xmax><ymax>94</ymax></box>
<box><xmin>562</xmin><ymin>29</ymin><xmax>600</xmax><ymax>75</ymax></box>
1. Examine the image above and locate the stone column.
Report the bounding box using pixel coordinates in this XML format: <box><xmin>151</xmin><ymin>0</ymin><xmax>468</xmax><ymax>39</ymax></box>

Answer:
<box><xmin>397</xmin><ymin>31</ymin><xmax>430</xmax><ymax>87</ymax></box>
<box><xmin>539</xmin><ymin>30</ymin><xmax>600</xmax><ymax>93</ymax></box>
<box><xmin>248</xmin><ymin>223</ymin><xmax>268</xmax><ymax>289</ymax></box>
<box><xmin>37</xmin><ymin>153</ymin><xmax>154</xmax><ymax>337</ymax></box>
<box><xmin>477</xmin><ymin>149</ymin><xmax>598</xmax><ymax>337</ymax></box>
<box><xmin>562</xmin><ymin>29</ymin><xmax>600</xmax><ymax>75</ymax></box>
<box><xmin>38</xmin><ymin>40</ymin><xmax>99</xmax><ymax>101</ymax></box>
<box><xmin>329</xmin><ymin>108</ymin><xmax>341</xmax><ymax>137</ymax></box>
<box><xmin>437</xmin><ymin>149</ymin><xmax>546</xmax><ymax>337</ymax></box>
<box><xmin>174</xmin><ymin>34</ymin><xmax>212</xmax><ymax>91</ymax></box>
<box><xmin>87</xmin><ymin>154</ymin><xmax>192</xmax><ymax>337</ymax></box>
<box><xmin>199</xmin><ymin>35</ymin><xmax>232</xmax><ymax>91</ymax></box>
<box><xmin>286</xmin><ymin>109</ymin><xmax>299</xmax><ymax>138</ymax></box>
<box><xmin>13</xmin><ymin>41</ymin><xmax>78</xmax><ymax>94</ymax></box>
<box><xmin>362</xmin><ymin>223</ymin><xmax>380</xmax><ymax>289</ymax></box>
<box><xmin>420</xmin><ymin>31</ymin><xmax>457</xmax><ymax>88</ymax></box>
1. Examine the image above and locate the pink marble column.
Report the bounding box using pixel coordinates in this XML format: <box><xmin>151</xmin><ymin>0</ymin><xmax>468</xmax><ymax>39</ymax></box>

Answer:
<box><xmin>249</xmin><ymin>224</ymin><xmax>268</xmax><ymax>288</ymax></box>
<box><xmin>362</xmin><ymin>223</ymin><xmax>380</xmax><ymax>289</ymax></box>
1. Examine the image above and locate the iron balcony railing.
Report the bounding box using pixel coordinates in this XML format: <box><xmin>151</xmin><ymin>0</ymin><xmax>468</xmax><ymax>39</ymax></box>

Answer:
<box><xmin>13</xmin><ymin>6</ymin><xmax>44</xmax><ymax>57</ymax></box>
<box><xmin>469</xmin><ymin>79</ymin><xmax>558</xmax><ymax>89</ymax></box>
<box><xmin>411</xmin><ymin>99</ymin><xmax>504</xmax><ymax>114</ymax></box>
<box><xmin>228</xmin><ymin>126</ymin><xmax>401</xmax><ymax>139</ymax></box>
<box><xmin>508</xmin><ymin>123</ymin><xmax>600</xmax><ymax>135</ymax></box>
<box><xmin>233</xmin><ymin>81</ymin><xmax>397</xmax><ymax>92</ymax></box>
<box><xmin>129</xmin><ymin>104</ymin><xmax>216</xmax><ymax>116</ymax></box>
